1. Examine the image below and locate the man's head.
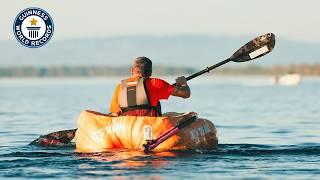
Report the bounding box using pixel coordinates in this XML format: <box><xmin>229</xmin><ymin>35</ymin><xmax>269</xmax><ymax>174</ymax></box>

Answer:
<box><xmin>131</xmin><ymin>56</ymin><xmax>152</xmax><ymax>78</ymax></box>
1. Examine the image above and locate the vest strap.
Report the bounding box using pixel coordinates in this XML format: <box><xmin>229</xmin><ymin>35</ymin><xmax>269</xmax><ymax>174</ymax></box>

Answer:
<box><xmin>121</xmin><ymin>105</ymin><xmax>158</xmax><ymax>113</ymax></box>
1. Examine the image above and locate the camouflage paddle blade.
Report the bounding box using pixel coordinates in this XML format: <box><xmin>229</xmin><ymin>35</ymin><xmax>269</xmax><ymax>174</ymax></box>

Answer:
<box><xmin>29</xmin><ymin>129</ymin><xmax>77</xmax><ymax>146</ymax></box>
<box><xmin>230</xmin><ymin>33</ymin><xmax>276</xmax><ymax>62</ymax></box>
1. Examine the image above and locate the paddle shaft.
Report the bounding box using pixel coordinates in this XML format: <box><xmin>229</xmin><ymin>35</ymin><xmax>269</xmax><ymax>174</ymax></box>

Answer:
<box><xmin>172</xmin><ymin>58</ymin><xmax>231</xmax><ymax>86</ymax></box>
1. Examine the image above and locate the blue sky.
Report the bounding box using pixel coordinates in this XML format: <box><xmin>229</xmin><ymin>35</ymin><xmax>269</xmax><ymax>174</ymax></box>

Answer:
<box><xmin>1</xmin><ymin>0</ymin><xmax>320</xmax><ymax>43</ymax></box>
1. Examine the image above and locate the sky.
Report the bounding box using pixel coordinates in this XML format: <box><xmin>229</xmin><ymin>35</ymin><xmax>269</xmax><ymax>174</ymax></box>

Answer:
<box><xmin>1</xmin><ymin>0</ymin><xmax>320</xmax><ymax>43</ymax></box>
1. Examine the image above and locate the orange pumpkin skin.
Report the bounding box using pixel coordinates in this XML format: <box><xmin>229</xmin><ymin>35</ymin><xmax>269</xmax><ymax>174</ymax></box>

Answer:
<box><xmin>75</xmin><ymin>110</ymin><xmax>218</xmax><ymax>153</ymax></box>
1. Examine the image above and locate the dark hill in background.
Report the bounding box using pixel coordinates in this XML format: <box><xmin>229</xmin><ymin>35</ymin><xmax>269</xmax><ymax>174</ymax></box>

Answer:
<box><xmin>1</xmin><ymin>35</ymin><xmax>319</xmax><ymax>67</ymax></box>
<box><xmin>1</xmin><ymin>64</ymin><xmax>320</xmax><ymax>77</ymax></box>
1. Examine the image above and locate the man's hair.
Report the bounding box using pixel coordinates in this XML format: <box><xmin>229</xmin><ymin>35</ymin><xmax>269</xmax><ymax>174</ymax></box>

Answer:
<box><xmin>133</xmin><ymin>56</ymin><xmax>152</xmax><ymax>77</ymax></box>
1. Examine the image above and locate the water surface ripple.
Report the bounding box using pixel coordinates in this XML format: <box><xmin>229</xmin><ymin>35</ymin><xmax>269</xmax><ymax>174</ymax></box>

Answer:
<box><xmin>0</xmin><ymin>77</ymin><xmax>319</xmax><ymax>179</ymax></box>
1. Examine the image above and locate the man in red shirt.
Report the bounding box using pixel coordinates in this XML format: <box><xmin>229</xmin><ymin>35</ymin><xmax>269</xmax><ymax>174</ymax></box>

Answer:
<box><xmin>110</xmin><ymin>56</ymin><xmax>191</xmax><ymax>117</ymax></box>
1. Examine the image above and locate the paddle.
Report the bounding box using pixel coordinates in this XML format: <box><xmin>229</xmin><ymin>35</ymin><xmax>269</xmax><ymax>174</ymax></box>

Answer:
<box><xmin>172</xmin><ymin>33</ymin><xmax>276</xmax><ymax>86</ymax></box>
<box><xmin>143</xmin><ymin>33</ymin><xmax>276</xmax><ymax>152</ymax></box>
<box><xmin>30</xmin><ymin>33</ymin><xmax>276</xmax><ymax>148</ymax></box>
<box><xmin>29</xmin><ymin>128</ymin><xmax>77</xmax><ymax>146</ymax></box>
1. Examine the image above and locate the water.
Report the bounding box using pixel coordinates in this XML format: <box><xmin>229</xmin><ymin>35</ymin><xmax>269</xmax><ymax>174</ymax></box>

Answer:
<box><xmin>0</xmin><ymin>76</ymin><xmax>319</xmax><ymax>179</ymax></box>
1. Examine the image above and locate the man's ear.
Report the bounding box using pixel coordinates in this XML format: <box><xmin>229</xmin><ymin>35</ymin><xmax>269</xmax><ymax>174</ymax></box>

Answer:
<box><xmin>130</xmin><ymin>68</ymin><xmax>134</xmax><ymax>75</ymax></box>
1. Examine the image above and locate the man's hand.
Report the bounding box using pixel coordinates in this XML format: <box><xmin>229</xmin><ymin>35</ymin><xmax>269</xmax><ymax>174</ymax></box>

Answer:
<box><xmin>175</xmin><ymin>76</ymin><xmax>188</xmax><ymax>87</ymax></box>
<box><xmin>172</xmin><ymin>76</ymin><xmax>191</xmax><ymax>99</ymax></box>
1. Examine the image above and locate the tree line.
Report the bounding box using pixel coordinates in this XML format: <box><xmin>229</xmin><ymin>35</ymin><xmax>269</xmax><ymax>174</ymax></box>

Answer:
<box><xmin>0</xmin><ymin>64</ymin><xmax>319</xmax><ymax>77</ymax></box>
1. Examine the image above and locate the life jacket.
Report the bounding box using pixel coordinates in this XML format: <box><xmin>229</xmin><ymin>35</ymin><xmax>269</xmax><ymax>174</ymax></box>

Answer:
<box><xmin>118</xmin><ymin>77</ymin><xmax>161</xmax><ymax>117</ymax></box>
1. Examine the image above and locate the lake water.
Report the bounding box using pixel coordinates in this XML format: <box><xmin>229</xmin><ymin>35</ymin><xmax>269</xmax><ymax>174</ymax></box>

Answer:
<box><xmin>0</xmin><ymin>76</ymin><xmax>319</xmax><ymax>179</ymax></box>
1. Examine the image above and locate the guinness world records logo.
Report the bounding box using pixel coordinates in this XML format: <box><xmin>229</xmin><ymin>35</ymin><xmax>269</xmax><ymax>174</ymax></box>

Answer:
<box><xmin>13</xmin><ymin>7</ymin><xmax>54</xmax><ymax>48</ymax></box>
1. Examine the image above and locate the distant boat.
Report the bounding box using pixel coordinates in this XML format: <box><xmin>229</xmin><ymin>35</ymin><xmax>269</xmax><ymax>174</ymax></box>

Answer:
<box><xmin>272</xmin><ymin>73</ymin><xmax>301</xmax><ymax>86</ymax></box>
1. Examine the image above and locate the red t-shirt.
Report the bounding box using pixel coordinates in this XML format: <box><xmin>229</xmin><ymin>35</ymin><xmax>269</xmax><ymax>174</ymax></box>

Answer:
<box><xmin>109</xmin><ymin>77</ymin><xmax>175</xmax><ymax>114</ymax></box>
<box><xmin>145</xmin><ymin>78</ymin><xmax>175</xmax><ymax>106</ymax></box>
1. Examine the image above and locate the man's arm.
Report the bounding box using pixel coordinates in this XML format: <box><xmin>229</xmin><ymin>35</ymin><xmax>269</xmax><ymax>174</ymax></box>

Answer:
<box><xmin>171</xmin><ymin>76</ymin><xmax>191</xmax><ymax>99</ymax></box>
<box><xmin>109</xmin><ymin>84</ymin><xmax>122</xmax><ymax>116</ymax></box>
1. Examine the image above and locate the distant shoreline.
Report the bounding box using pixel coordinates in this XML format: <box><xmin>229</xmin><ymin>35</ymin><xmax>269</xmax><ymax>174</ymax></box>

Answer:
<box><xmin>0</xmin><ymin>64</ymin><xmax>319</xmax><ymax>77</ymax></box>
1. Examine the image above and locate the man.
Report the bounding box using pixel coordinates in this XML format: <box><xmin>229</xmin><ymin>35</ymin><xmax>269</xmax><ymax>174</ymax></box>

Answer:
<box><xmin>110</xmin><ymin>56</ymin><xmax>191</xmax><ymax>117</ymax></box>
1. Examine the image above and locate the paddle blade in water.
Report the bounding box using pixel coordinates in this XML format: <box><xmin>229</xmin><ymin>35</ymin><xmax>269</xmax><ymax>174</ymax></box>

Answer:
<box><xmin>230</xmin><ymin>33</ymin><xmax>276</xmax><ymax>62</ymax></box>
<box><xmin>29</xmin><ymin>129</ymin><xmax>77</xmax><ymax>146</ymax></box>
